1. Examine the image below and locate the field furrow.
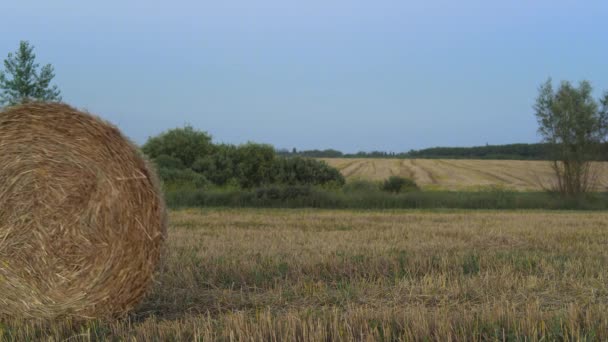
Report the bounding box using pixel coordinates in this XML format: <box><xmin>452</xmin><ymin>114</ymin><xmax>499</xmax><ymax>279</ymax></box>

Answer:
<box><xmin>321</xmin><ymin>158</ymin><xmax>608</xmax><ymax>191</ymax></box>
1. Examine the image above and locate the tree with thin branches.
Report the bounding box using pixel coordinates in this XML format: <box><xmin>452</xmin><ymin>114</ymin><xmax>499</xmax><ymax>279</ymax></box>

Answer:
<box><xmin>534</xmin><ymin>78</ymin><xmax>608</xmax><ymax>195</ymax></box>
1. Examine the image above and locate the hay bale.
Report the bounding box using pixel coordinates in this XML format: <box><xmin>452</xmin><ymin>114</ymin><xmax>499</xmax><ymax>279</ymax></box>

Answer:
<box><xmin>0</xmin><ymin>102</ymin><xmax>167</xmax><ymax>320</ymax></box>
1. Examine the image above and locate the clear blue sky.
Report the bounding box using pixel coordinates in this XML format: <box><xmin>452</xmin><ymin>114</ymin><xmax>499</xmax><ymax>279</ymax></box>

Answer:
<box><xmin>2</xmin><ymin>1</ymin><xmax>607</xmax><ymax>152</ymax></box>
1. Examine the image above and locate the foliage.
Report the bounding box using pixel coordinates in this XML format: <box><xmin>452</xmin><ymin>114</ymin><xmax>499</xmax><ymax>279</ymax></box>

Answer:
<box><xmin>157</xmin><ymin>167</ymin><xmax>208</xmax><ymax>190</ymax></box>
<box><xmin>233</xmin><ymin>143</ymin><xmax>276</xmax><ymax>188</ymax></box>
<box><xmin>381</xmin><ymin>176</ymin><xmax>419</xmax><ymax>193</ymax></box>
<box><xmin>191</xmin><ymin>144</ymin><xmax>237</xmax><ymax>186</ymax></box>
<box><xmin>404</xmin><ymin>143</ymin><xmax>559</xmax><ymax>160</ymax></box>
<box><xmin>534</xmin><ymin>78</ymin><xmax>608</xmax><ymax>195</ymax></box>
<box><xmin>144</xmin><ymin>126</ymin><xmax>344</xmax><ymax>189</ymax></box>
<box><xmin>276</xmin><ymin>143</ymin><xmax>606</xmax><ymax>160</ymax></box>
<box><xmin>152</xmin><ymin>154</ymin><xmax>186</xmax><ymax>170</ymax></box>
<box><xmin>142</xmin><ymin>125</ymin><xmax>214</xmax><ymax>168</ymax></box>
<box><xmin>272</xmin><ymin>157</ymin><xmax>345</xmax><ymax>186</ymax></box>
<box><xmin>165</xmin><ymin>187</ymin><xmax>608</xmax><ymax>210</ymax></box>
<box><xmin>0</xmin><ymin>40</ymin><xmax>61</xmax><ymax>106</ymax></box>
<box><xmin>254</xmin><ymin>185</ymin><xmax>314</xmax><ymax>201</ymax></box>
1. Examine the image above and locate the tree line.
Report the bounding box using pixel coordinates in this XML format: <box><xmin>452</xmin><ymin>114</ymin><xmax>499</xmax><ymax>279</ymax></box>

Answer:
<box><xmin>277</xmin><ymin>143</ymin><xmax>603</xmax><ymax>160</ymax></box>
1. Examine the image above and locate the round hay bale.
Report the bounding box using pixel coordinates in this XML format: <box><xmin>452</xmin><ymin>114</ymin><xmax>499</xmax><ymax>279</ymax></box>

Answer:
<box><xmin>0</xmin><ymin>102</ymin><xmax>167</xmax><ymax>320</ymax></box>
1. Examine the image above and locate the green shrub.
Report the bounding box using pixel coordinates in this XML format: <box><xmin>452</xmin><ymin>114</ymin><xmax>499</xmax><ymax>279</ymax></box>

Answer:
<box><xmin>272</xmin><ymin>157</ymin><xmax>345</xmax><ymax>187</ymax></box>
<box><xmin>142</xmin><ymin>126</ymin><xmax>345</xmax><ymax>189</ymax></box>
<box><xmin>255</xmin><ymin>185</ymin><xmax>313</xmax><ymax>201</ymax></box>
<box><xmin>158</xmin><ymin>167</ymin><xmax>209</xmax><ymax>190</ymax></box>
<box><xmin>152</xmin><ymin>154</ymin><xmax>186</xmax><ymax>170</ymax></box>
<box><xmin>233</xmin><ymin>143</ymin><xmax>276</xmax><ymax>188</ymax></box>
<box><xmin>191</xmin><ymin>145</ymin><xmax>238</xmax><ymax>186</ymax></box>
<box><xmin>164</xmin><ymin>187</ymin><xmax>608</xmax><ymax>211</ymax></box>
<box><xmin>142</xmin><ymin>125</ymin><xmax>214</xmax><ymax>168</ymax></box>
<box><xmin>381</xmin><ymin>176</ymin><xmax>419</xmax><ymax>193</ymax></box>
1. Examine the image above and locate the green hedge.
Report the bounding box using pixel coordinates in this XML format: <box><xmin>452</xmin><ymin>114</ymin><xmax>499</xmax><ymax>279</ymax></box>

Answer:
<box><xmin>165</xmin><ymin>186</ymin><xmax>608</xmax><ymax>210</ymax></box>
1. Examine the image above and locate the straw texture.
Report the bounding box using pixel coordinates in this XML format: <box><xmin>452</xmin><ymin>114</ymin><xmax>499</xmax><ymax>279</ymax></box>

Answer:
<box><xmin>0</xmin><ymin>102</ymin><xmax>167</xmax><ymax>320</ymax></box>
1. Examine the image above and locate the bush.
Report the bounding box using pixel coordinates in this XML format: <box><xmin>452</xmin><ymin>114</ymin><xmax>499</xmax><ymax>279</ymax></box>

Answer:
<box><xmin>142</xmin><ymin>126</ymin><xmax>346</xmax><ymax>189</ymax></box>
<box><xmin>142</xmin><ymin>125</ymin><xmax>214</xmax><ymax>168</ymax></box>
<box><xmin>158</xmin><ymin>167</ymin><xmax>209</xmax><ymax>190</ymax></box>
<box><xmin>255</xmin><ymin>185</ymin><xmax>313</xmax><ymax>201</ymax></box>
<box><xmin>381</xmin><ymin>176</ymin><xmax>419</xmax><ymax>193</ymax></box>
<box><xmin>233</xmin><ymin>143</ymin><xmax>276</xmax><ymax>188</ymax></box>
<box><xmin>273</xmin><ymin>157</ymin><xmax>345</xmax><ymax>187</ymax></box>
<box><xmin>152</xmin><ymin>154</ymin><xmax>185</xmax><ymax>170</ymax></box>
<box><xmin>191</xmin><ymin>145</ymin><xmax>238</xmax><ymax>186</ymax></box>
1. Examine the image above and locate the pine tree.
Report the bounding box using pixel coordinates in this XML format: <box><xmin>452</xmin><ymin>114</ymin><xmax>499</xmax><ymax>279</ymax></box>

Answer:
<box><xmin>0</xmin><ymin>40</ymin><xmax>61</xmax><ymax>106</ymax></box>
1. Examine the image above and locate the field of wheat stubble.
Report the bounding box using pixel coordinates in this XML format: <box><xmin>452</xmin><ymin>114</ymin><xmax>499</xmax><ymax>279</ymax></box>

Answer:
<box><xmin>3</xmin><ymin>208</ymin><xmax>608</xmax><ymax>340</ymax></box>
<box><xmin>321</xmin><ymin>158</ymin><xmax>608</xmax><ymax>191</ymax></box>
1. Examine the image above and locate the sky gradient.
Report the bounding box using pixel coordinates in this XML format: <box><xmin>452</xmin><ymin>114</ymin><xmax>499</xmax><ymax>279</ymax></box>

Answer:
<box><xmin>2</xmin><ymin>0</ymin><xmax>607</xmax><ymax>152</ymax></box>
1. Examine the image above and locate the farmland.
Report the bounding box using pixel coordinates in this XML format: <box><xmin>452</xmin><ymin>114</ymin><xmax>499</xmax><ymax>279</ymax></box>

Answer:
<box><xmin>321</xmin><ymin>158</ymin><xmax>608</xmax><ymax>191</ymax></box>
<box><xmin>5</xmin><ymin>208</ymin><xmax>608</xmax><ymax>340</ymax></box>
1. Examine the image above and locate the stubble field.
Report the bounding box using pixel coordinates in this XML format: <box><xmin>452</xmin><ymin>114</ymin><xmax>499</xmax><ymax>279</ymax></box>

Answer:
<box><xmin>321</xmin><ymin>158</ymin><xmax>608</xmax><ymax>191</ymax></box>
<box><xmin>4</xmin><ymin>208</ymin><xmax>608</xmax><ymax>340</ymax></box>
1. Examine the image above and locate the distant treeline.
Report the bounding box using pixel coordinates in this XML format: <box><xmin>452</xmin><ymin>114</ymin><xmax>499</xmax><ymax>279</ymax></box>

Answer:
<box><xmin>277</xmin><ymin>143</ymin><xmax>608</xmax><ymax>160</ymax></box>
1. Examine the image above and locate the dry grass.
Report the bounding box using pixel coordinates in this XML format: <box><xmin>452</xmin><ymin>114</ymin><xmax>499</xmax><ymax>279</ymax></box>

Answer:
<box><xmin>321</xmin><ymin>158</ymin><xmax>608</xmax><ymax>191</ymax></box>
<box><xmin>0</xmin><ymin>103</ymin><xmax>166</xmax><ymax>320</ymax></box>
<box><xmin>3</xmin><ymin>208</ymin><xmax>608</xmax><ymax>340</ymax></box>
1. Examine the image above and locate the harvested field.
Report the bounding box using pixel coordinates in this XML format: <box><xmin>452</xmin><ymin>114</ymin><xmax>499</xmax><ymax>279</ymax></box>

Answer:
<box><xmin>321</xmin><ymin>158</ymin><xmax>608</xmax><ymax>191</ymax></box>
<box><xmin>4</xmin><ymin>208</ymin><xmax>608</xmax><ymax>340</ymax></box>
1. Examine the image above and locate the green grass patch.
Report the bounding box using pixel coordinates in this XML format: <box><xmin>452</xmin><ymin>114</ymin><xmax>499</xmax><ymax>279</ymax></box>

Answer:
<box><xmin>165</xmin><ymin>186</ymin><xmax>608</xmax><ymax>211</ymax></box>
